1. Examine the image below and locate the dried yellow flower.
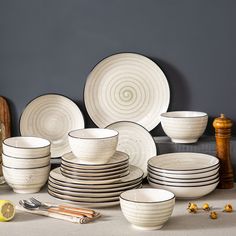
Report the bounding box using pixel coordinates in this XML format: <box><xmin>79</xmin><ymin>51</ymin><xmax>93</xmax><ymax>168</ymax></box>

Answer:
<box><xmin>223</xmin><ymin>204</ymin><xmax>233</xmax><ymax>213</ymax></box>
<box><xmin>210</xmin><ymin>211</ymin><xmax>217</xmax><ymax>219</ymax></box>
<box><xmin>202</xmin><ymin>203</ymin><xmax>211</xmax><ymax>211</ymax></box>
<box><xmin>187</xmin><ymin>202</ymin><xmax>198</xmax><ymax>213</ymax></box>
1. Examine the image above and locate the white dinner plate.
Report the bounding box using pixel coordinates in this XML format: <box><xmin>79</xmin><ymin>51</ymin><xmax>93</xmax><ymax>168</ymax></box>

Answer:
<box><xmin>84</xmin><ymin>53</ymin><xmax>170</xmax><ymax>131</ymax></box>
<box><xmin>106</xmin><ymin>121</ymin><xmax>156</xmax><ymax>177</ymax></box>
<box><xmin>48</xmin><ymin>179</ymin><xmax>142</xmax><ymax>194</ymax></box>
<box><xmin>61</xmin><ymin>151</ymin><xmax>129</xmax><ymax>169</ymax></box>
<box><xmin>47</xmin><ymin>189</ymin><xmax>120</xmax><ymax>207</ymax></box>
<box><xmin>48</xmin><ymin>181</ymin><xmax>142</xmax><ymax>198</ymax></box>
<box><xmin>20</xmin><ymin>94</ymin><xmax>84</xmax><ymax>158</ymax></box>
<box><xmin>48</xmin><ymin>176</ymin><xmax>143</xmax><ymax>191</ymax></box>
<box><xmin>49</xmin><ymin>165</ymin><xmax>143</xmax><ymax>188</ymax></box>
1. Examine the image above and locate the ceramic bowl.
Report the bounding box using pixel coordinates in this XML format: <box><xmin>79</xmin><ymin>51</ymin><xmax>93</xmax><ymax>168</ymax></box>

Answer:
<box><xmin>148</xmin><ymin>174</ymin><xmax>219</xmax><ymax>186</ymax></box>
<box><xmin>147</xmin><ymin>167</ymin><xmax>219</xmax><ymax>183</ymax></box>
<box><xmin>160</xmin><ymin>111</ymin><xmax>208</xmax><ymax>143</ymax></box>
<box><xmin>2</xmin><ymin>153</ymin><xmax>51</xmax><ymax>169</ymax></box>
<box><xmin>2</xmin><ymin>136</ymin><xmax>50</xmax><ymax>158</ymax></box>
<box><xmin>148</xmin><ymin>178</ymin><xmax>218</xmax><ymax>199</ymax></box>
<box><xmin>148</xmin><ymin>153</ymin><xmax>219</xmax><ymax>174</ymax></box>
<box><xmin>148</xmin><ymin>165</ymin><xmax>219</xmax><ymax>179</ymax></box>
<box><xmin>120</xmin><ymin>188</ymin><xmax>175</xmax><ymax>230</ymax></box>
<box><xmin>2</xmin><ymin>164</ymin><xmax>51</xmax><ymax>193</ymax></box>
<box><xmin>68</xmin><ymin>128</ymin><xmax>118</xmax><ymax>164</ymax></box>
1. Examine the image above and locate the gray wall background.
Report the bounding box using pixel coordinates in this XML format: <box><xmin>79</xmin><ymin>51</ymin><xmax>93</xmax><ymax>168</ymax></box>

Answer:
<box><xmin>0</xmin><ymin>0</ymin><xmax>236</xmax><ymax>136</ymax></box>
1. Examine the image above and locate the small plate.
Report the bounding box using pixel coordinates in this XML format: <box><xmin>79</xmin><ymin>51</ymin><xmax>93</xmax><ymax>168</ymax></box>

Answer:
<box><xmin>61</xmin><ymin>151</ymin><xmax>129</xmax><ymax>169</ymax></box>
<box><xmin>61</xmin><ymin>161</ymin><xmax>129</xmax><ymax>173</ymax></box>
<box><xmin>106</xmin><ymin>121</ymin><xmax>156</xmax><ymax>177</ymax></box>
<box><xmin>20</xmin><ymin>94</ymin><xmax>84</xmax><ymax>158</ymax></box>
<box><xmin>60</xmin><ymin>168</ymin><xmax>130</xmax><ymax>181</ymax></box>
<box><xmin>84</xmin><ymin>53</ymin><xmax>170</xmax><ymax>131</ymax></box>
<box><xmin>60</xmin><ymin>165</ymin><xmax>129</xmax><ymax>177</ymax></box>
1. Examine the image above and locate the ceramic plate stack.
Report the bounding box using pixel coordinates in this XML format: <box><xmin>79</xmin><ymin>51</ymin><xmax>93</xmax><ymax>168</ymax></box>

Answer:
<box><xmin>147</xmin><ymin>153</ymin><xmax>220</xmax><ymax>199</ymax></box>
<box><xmin>48</xmin><ymin>160</ymin><xmax>144</xmax><ymax>207</ymax></box>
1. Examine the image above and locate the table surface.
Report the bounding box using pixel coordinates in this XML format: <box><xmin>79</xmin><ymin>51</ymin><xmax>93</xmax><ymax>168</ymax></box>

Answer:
<box><xmin>0</xmin><ymin>183</ymin><xmax>236</xmax><ymax>236</ymax></box>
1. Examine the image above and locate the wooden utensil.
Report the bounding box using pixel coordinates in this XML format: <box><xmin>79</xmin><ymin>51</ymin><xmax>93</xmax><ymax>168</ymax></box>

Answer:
<box><xmin>16</xmin><ymin>206</ymin><xmax>101</xmax><ymax>224</ymax></box>
<box><xmin>0</xmin><ymin>96</ymin><xmax>11</xmax><ymax>138</ymax></box>
<box><xmin>213</xmin><ymin>114</ymin><xmax>234</xmax><ymax>189</ymax></box>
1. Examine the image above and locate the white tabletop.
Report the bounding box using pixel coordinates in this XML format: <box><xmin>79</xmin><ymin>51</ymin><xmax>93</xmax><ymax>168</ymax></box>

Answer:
<box><xmin>0</xmin><ymin>183</ymin><xmax>236</xmax><ymax>236</ymax></box>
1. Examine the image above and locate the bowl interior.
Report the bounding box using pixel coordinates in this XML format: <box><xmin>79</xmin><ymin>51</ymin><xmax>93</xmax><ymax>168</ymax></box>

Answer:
<box><xmin>161</xmin><ymin>111</ymin><xmax>207</xmax><ymax>118</ymax></box>
<box><xmin>148</xmin><ymin>153</ymin><xmax>219</xmax><ymax>171</ymax></box>
<box><xmin>69</xmin><ymin>128</ymin><xmax>118</xmax><ymax>139</ymax></box>
<box><xmin>3</xmin><ymin>137</ymin><xmax>50</xmax><ymax>149</ymax></box>
<box><xmin>120</xmin><ymin>188</ymin><xmax>174</xmax><ymax>203</ymax></box>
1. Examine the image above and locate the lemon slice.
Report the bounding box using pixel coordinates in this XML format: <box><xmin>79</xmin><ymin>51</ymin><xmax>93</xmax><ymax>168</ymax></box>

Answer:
<box><xmin>0</xmin><ymin>200</ymin><xmax>15</xmax><ymax>222</ymax></box>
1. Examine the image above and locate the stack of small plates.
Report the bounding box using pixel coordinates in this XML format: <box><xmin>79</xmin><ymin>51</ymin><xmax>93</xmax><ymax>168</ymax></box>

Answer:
<box><xmin>48</xmin><ymin>151</ymin><xmax>144</xmax><ymax>207</ymax></box>
<box><xmin>147</xmin><ymin>153</ymin><xmax>220</xmax><ymax>199</ymax></box>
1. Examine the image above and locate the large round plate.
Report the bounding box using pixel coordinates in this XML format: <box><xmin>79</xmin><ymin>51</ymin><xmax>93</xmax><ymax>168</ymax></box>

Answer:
<box><xmin>48</xmin><ymin>179</ymin><xmax>142</xmax><ymax>194</ymax></box>
<box><xmin>106</xmin><ymin>121</ymin><xmax>156</xmax><ymax>177</ymax></box>
<box><xmin>48</xmin><ymin>181</ymin><xmax>142</xmax><ymax>198</ymax></box>
<box><xmin>48</xmin><ymin>189</ymin><xmax>120</xmax><ymax>207</ymax></box>
<box><xmin>49</xmin><ymin>165</ymin><xmax>143</xmax><ymax>188</ymax></box>
<box><xmin>49</xmin><ymin>176</ymin><xmax>143</xmax><ymax>192</ymax></box>
<box><xmin>62</xmin><ymin>151</ymin><xmax>129</xmax><ymax>169</ymax></box>
<box><xmin>20</xmin><ymin>94</ymin><xmax>84</xmax><ymax>158</ymax></box>
<box><xmin>84</xmin><ymin>53</ymin><xmax>170</xmax><ymax>131</ymax></box>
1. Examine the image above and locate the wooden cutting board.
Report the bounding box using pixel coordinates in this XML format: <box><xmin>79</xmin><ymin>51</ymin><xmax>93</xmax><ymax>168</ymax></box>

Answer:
<box><xmin>0</xmin><ymin>96</ymin><xmax>11</xmax><ymax>139</ymax></box>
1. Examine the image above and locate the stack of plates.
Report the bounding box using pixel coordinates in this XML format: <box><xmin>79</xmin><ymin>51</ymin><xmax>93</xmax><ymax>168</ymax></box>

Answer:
<box><xmin>60</xmin><ymin>151</ymin><xmax>130</xmax><ymax>181</ymax></box>
<box><xmin>48</xmin><ymin>151</ymin><xmax>144</xmax><ymax>207</ymax></box>
<box><xmin>147</xmin><ymin>153</ymin><xmax>220</xmax><ymax>199</ymax></box>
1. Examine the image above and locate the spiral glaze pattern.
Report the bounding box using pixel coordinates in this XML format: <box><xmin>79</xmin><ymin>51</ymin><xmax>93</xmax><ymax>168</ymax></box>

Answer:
<box><xmin>84</xmin><ymin>53</ymin><xmax>170</xmax><ymax>131</ymax></box>
<box><xmin>20</xmin><ymin>94</ymin><xmax>85</xmax><ymax>158</ymax></box>
<box><xmin>106</xmin><ymin>121</ymin><xmax>157</xmax><ymax>177</ymax></box>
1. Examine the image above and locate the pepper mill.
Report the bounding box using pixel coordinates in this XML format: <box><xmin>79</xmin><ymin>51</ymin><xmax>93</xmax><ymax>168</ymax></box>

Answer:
<box><xmin>213</xmin><ymin>114</ymin><xmax>234</xmax><ymax>189</ymax></box>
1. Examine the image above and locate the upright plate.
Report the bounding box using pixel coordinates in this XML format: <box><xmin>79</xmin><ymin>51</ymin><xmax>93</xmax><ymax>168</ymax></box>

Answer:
<box><xmin>106</xmin><ymin>121</ymin><xmax>157</xmax><ymax>177</ymax></box>
<box><xmin>84</xmin><ymin>53</ymin><xmax>170</xmax><ymax>131</ymax></box>
<box><xmin>20</xmin><ymin>94</ymin><xmax>84</xmax><ymax>158</ymax></box>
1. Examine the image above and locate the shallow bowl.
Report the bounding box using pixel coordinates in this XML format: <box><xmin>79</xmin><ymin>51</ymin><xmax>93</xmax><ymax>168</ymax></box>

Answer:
<box><xmin>160</xmin><ymin>111</ymin><xmax>208</xmax><ymax>143</ymax></box>
<box><xmin>148</xmin><ymin>153</ymin><xmax>219</xmax><ymax>174</ymax></box>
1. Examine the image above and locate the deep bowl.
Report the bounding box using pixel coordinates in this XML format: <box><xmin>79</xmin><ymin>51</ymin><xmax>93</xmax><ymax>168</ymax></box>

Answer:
<box><xmin>3</xmin><ymin>136</ymin><xmax>50</xmax><ymax>158</ymax></box>
<box><xmin>2</xmin><ymin>152</ymin><xmax>51</xmax><ymax>169</ymax></box>
<box><xmin>148</xmin><ymin>153</ymin><xmax>219</xmax><ymax>174</ymax></box>
<box><xmin>68</xmin><ymin>128</ymin><xmax>118</xmax><ymax>164</ymax></box>
<box><xmin>2</xmin><ymin>164</ymin><xmax>51</xmax><ymax>193</ymax></box>
<box><xmin>160</xmin><ymin>111</ymin><xmax>208</xmax><ymax>143</ymax></box>
<box><xmin>120</xmin><ymin>188</ymin><xmax>175</xmax><ymax>230</ymax></box>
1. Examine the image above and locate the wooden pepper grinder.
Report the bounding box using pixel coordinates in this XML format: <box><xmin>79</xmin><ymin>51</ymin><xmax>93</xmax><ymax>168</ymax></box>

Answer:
<box><xmin>213</xmin><ymin>114</ymin><xmax>234</xmax><ymax>189</ymax></box>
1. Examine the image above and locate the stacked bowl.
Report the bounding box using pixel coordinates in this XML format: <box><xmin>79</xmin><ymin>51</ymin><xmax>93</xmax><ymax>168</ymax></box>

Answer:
<box><xmin>48</xmin><ymin>128</ymin><xmax>144</xmax><ymax>206</ymax></box>
<box><xmin>2</xmin><ymin>136</ymin><xmax>51</xmax><ymax>193</ymax></box>
<box><xmin>147</xmin><ymin>152</ymin><xmax>219</xmax><ymax>199</ymax></box>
